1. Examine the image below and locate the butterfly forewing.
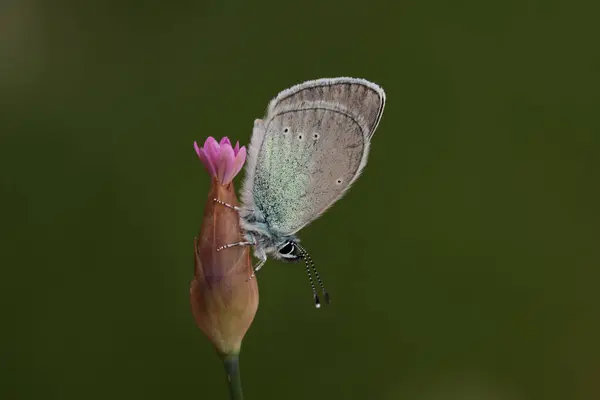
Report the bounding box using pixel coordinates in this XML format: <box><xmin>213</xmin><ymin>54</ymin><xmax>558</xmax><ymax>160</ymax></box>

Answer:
<box><xmin>268</xmin><ymin>77</ymin><xmax>385</xmax><ymax>138</ymax></box>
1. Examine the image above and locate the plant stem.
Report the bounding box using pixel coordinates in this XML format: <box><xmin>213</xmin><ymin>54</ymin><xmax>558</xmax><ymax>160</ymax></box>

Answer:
<box><xmin>221</xmin><ymin>354</ymin><xmax>244</xmax><ymax>400</ymax></box>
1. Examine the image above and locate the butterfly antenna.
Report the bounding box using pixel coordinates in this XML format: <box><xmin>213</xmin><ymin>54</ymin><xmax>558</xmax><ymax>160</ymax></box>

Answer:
<box><xmin>302</xmin><ymin>256</ymin><xmax>320</xmax><ymax>308</ymax></box>
<box><xmin>297</xmin><ymin>244</ymin><xmax>330</xmax><ymax>306</ymax></box>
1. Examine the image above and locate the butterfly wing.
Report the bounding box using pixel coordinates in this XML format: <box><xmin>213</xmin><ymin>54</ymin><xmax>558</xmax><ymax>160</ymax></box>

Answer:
<box><xmin>268</xmin><ymin>77</ymin><xmax>385</xmax><ymax>139</ymax></box>
<box><xmin>241</xmin><ymin>78</ymin><xmax>385</xmax><ymax>236</ymax></box>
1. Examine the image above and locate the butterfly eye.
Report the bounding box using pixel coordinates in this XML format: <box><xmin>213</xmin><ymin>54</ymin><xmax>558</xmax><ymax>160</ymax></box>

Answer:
<box><xmin>279</xmin><ymin>242</ymin><xmax>295</xmax><ymax>255</ymax></box>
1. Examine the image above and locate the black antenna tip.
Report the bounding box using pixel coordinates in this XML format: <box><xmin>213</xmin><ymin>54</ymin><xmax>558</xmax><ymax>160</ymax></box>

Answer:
<box><xmin>314</xmin><ymin>294</ymin><xmax>321</xmax><ymax>309</ymax></box>
<box><xmin>324</xmin><ymin>292</ymin><xmax>331</xmax><ymax>304</ymax></box>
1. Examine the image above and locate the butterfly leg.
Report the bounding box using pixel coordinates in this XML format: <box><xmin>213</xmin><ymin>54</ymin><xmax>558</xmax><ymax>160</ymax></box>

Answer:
<box><xmin>213</xmin><ymin>198</ymin><xmax>240</xmax><ymax>211</ymax></box>
<box><xmin>246</xmin><ymin>257</ymin><xmax>266</xmax><ymax>281</ymax></box>
<box><xmin>254</xmin><ymin>259</ymin><xmax>266</xmax><ymax>272</ymax></box>
<box><xmin>216</xmin><ymin>241</ymin><xmax>254</xmax><ymax>252</ymax></box>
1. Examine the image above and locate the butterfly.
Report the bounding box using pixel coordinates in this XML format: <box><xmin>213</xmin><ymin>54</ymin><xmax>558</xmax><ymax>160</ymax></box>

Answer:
<box><xmin>214</xmin><ymin>77</ymin><xmax>385</xmax><ymax>307</ymax></box>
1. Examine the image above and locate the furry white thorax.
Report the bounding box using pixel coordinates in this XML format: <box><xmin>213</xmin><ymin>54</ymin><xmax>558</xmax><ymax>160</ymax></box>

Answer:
<box><xmin>239</xmin><ymin>206</ymin><xmax>299</xmax><ymax>262</ymax></box>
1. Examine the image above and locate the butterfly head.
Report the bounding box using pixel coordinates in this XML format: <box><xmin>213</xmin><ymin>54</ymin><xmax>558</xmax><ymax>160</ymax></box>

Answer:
<box><xmin>279</xmin><ymin>240</ymin><xmax>331</xmax><ymax>308</ymax></box>
<box><xmin>275</xmin><ymin>240</ymin><xmax>304</xmax><ymax>263</ymax></box>
<box><xmin>257</xmin><ymin>235</ymin><xmax>331</xmax><ymax>308</ymax></box>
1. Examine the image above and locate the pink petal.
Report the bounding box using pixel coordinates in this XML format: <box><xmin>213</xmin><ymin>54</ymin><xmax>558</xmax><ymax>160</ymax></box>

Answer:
<box><xmin>219</xmin><ymin>137</ymin><xmax>232</xmax><ymax>148</ymax></box>
<box><xmin>197</xmin><ymin>148</ymin><xmax>216</xmax><ymax>177</ymax></box>
<box><xmin>195</xmin><ymin>141</ymin><xmax>216</xmax><ymax>177</ymax></box>
<box><xmin>217</xmin><ymin>145</ymin><xmax>235</xmax><ymax>184</ymax></box>
<box><xmin>230</xmin><ymin>146</ymin><xmax>246</xmax><ymax>180</ymax></box>
<box><xmin>233</xmin><ymin>141</ymin><xmax>240</xmax><ymax>156</ymax></box>
<box><xmin>203</xmin><ymin>136</ymin><xmax>219</xmax><ymax>149</ymax></box>
<box><xmin>203</xmin><ymin>137</ymin><xmax>221</xmax><ymax>167</ymax></box>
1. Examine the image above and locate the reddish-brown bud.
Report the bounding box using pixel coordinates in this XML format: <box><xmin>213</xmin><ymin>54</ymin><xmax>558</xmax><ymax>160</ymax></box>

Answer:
<box><xmin>190</xmin><ymin>178</ymin><xmax>258</xmax><ymax>356</ymax></box>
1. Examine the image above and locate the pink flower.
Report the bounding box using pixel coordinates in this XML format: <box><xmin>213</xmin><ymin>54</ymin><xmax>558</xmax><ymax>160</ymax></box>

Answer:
<box><xmin>194</xmin><ymin>137</ymin><xmax>247</xmax><ymax>185</ymax></box>
<box><xmin>191</xmin><ymin>135</ymin><xmax>256</xmax><ymax>358</ymax></box>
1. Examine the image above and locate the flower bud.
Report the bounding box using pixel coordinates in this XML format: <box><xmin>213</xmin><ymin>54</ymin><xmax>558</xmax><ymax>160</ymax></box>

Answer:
<box><xmin>190</xmin><ymin>137</ymin><xmax>258</xmax><ymax>356</ymax></box>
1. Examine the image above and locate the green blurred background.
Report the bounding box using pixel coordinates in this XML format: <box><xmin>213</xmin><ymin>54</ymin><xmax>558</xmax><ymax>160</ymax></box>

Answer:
<box><xmin>2</xmin><ymin>0</ymin><xmax>599</xmax><ymax>399</ymax></box>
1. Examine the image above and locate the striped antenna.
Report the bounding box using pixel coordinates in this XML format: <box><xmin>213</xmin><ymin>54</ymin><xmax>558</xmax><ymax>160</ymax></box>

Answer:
<box><xmin>297</xmin><ymin>244</ymin><xmax>330</xmax><ymax>306</ymax></box>
<box><xmin>303</xmin><ymin>256</ymin><xmax>320</xmax><ymax>308</ymax></box>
